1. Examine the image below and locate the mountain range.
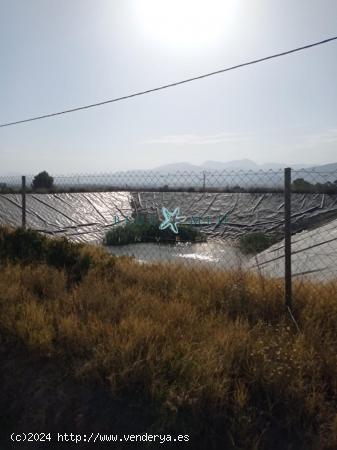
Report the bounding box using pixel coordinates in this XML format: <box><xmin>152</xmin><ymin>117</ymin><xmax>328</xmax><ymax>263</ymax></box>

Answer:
<box><xmin>153</xmin><ymin>159</ymin><xmax>337</xmax><ymax>172</ymax></box>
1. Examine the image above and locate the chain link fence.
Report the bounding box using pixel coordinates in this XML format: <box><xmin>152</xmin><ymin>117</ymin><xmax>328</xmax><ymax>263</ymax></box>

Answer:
<box><xmin>1</xmin><ymin>168</ymin><xmax>337</xmax><ymax>307</ymax></box>
<box><xmin>290</xmin><ymin>170</ymin><xmax>337</xmax><ymax>304</ymax></box>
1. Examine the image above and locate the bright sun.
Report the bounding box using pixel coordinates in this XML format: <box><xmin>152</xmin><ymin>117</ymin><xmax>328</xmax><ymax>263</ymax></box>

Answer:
<box><xmin>135</xmin><ymin>0</ymin><xmax>236</xmax><ymax>49</ymax></box>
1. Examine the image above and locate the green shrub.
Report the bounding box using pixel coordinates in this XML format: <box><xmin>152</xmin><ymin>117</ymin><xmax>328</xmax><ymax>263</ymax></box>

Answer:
<box><xmin>238</xmin><ymin>232</ymin><xmax>278</xmax><ymax>254</ymax></box>
<box><xmin>0</xmin><ymin>226</ymin><xmax>92</xmax><ymax>284</ymax></box>
<box><xmin>0</xmin><ymin>227</ymin><xmax>47</xmax><ymax>263</ymax></box>
<box><xmin>104</xmin><ymin>219</ymin><xmax>203</xmax><ymax>246</ymax></box>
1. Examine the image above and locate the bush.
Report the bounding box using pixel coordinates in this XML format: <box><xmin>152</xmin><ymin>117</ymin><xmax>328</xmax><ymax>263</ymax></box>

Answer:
<box><xmin>104</xmin><ymin>219</ymin><xmax>204</xmax><ymax>245</ymax></box>
<box><xmin>238</xmin><ymin>232</ymin><xmax>278</xmax><ymax>254</ymax></box>
<box><xmin>292</xmin><ymin>178</ymin><xmax>337</xmax><ymax>194</ymax></box>
<box><xmin>0</xmin><ymin>227</ymin><xmax>47</xmax><ymax>263</ymax></box>
<box><xmin>0</xmin><ymin>226</ymin><xmax>92</xmax><ymax>284</ymax></box>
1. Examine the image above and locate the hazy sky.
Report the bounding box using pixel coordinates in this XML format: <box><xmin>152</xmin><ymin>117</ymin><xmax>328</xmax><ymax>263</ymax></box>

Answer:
<box><xmin>1</xmin><ymin>0</ymin><xmax>337</xmax><ymax>175</ymax></box>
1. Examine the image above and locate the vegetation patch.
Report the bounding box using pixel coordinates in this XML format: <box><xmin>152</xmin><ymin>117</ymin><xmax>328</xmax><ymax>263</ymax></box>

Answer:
<box><xmin>0</xmin><ymin>227</ymin><xmax>337</xmax><ymax>449</ymax></box>
<box><xmin>104</xmin><ymin>219</ymin><xmax>204</xmax><ymax>245</ymax></box>
<box><xmin>31</xmin><ymin>170</ymin><xmax>54</xmax><ymax>190</ymax></box>
<box><xmin>238</xmin><ymin>232</ymin><xmax>280</xmax><ymax>254</ymax></box>
<box><xmin>0</xmin><ymin>226</ymin><xmax>100</xmax><ymax>284</ymax></box>
<box><xmin>292</xmin><ymin>177</ymin><xmax>337</xmax><ymax>193</ymax></box>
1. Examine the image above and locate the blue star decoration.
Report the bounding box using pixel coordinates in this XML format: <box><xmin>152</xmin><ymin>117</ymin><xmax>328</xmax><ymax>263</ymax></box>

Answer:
<box><xmin>159</xmin><ymin>207</ymin><xmax>186</xmax><ymax>234</ymax></box>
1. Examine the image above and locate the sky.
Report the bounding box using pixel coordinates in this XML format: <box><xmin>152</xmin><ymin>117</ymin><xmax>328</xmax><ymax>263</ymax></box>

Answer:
<box><xmin>1</xmin><ymin>0</ymin><xmax>337</xmax><ymax>175</ymax></box>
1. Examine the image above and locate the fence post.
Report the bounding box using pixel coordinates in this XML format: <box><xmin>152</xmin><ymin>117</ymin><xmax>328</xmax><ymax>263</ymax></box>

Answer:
<box><xmin>21</xmin><ymin>175</ymin><xmax>26</xmax><ymax>229</ymax></box>
<box><xmin>284</xmin><ymin>167</ymin><xmax>292</xmax><ymax>308</ymax></box>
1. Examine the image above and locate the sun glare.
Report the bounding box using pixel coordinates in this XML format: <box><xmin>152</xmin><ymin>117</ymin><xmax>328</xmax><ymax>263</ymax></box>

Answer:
<box><xmin>135</xmin><ymin>0</ymin><xmax>236</xmax><ymax>49</ymax></box>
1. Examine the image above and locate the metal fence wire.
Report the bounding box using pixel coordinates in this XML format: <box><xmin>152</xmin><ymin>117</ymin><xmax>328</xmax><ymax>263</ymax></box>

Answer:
<box><xmin>0</xmin><ymin>168</ymin><xmax>337</xmax><ymax>309</ymax></box>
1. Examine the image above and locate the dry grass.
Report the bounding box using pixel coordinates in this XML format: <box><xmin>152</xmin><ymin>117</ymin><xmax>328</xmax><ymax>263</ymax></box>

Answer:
<box><xmin>0</xmin><ymin>237</ymin><xmax>337</xmax><ymax>448</ymax></box>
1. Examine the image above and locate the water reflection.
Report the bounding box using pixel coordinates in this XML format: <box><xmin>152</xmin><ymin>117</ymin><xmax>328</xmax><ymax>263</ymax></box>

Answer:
<box><xmin>107</xmin><ymin>239</ymin><xmax>249</xmax><ymax>269</ymax></box>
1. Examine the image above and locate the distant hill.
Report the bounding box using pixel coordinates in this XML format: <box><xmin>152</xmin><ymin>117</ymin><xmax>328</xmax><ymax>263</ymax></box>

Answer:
<box><xmin>153</xmin><ymin>159</ymin><xmax>315</xmax><ymax>172</ymax></box>
<box><xmin>308</xmin><ymin>162</ymin><xmax>337</xmax><ymax>172</ymax></box>
<box><xmin>293</xmin><ymin>162</ymin><xmax>337</xmax><ymax>184</ymax></box>
<box><xmin>0</xmin><ymin>171</ymin><xmax>22</xmax><ymax>177</ymax></box>
<box><xmin>152</xmin><ymin>162</ymin><xmax>199</xmax><ymax>172</ymax></box>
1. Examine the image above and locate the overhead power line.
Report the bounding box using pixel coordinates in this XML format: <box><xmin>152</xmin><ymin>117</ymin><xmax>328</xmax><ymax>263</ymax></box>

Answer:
<box><xmin>1</xmin><ymin>35</ymin><xmax>337</xmax><ymax>128</ymax></box>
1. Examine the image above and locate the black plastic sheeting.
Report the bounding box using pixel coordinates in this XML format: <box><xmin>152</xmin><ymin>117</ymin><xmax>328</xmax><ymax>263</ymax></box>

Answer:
<box><xmin>1</xmin><ymin>191</ymin><xmax>337</xmax><ymax>243</ymax></box>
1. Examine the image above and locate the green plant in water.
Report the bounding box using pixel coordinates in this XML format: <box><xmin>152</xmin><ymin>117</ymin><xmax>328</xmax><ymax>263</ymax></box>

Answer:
<box><xmin>104</xmin><ymin>218</ymin><xmax>204</xmax><ymax>246</ymax></box>
<box><xmin>238</xmin><ymin>232</ymin><xmax>279</xmax><ymax>254</ymax></box>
